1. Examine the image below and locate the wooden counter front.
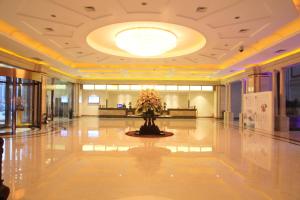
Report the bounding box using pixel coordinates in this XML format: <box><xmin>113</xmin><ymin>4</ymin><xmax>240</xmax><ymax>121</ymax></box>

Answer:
<box><xmin>168</xmin><ymin>108</ymin><xmax>197</xmax><ymax>118</ymax></box>
<box><xmin>98</xmin><ymin>108</ymin><xmax>127</xmax><ymax>117</ymax></box>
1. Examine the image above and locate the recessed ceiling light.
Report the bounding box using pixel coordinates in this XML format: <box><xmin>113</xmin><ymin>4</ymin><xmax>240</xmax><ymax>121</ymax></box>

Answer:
<box><xmin>141</xmin><ymin>2</ymin><xmax>147</xmax><ymax>6</ymax></box>
<box><xmin>45</xmin><ymin>27</ymin><xmax>54</xmax><ymax>32</ymax></box>
<box><xmin>196</xmin><ymin>6</ymin><xmax>207</xmax><ymax>12</ymax></box>
<box><xmin>115</xmin><ymin>27</ymin><xmax>177</xmax><ymax>57</ymax></box>
<box><xmin>31</xmin><ymin>57</ymin><xmax>43</xmax><ymax>61</ymax></box>
<box><xmin>239</xmin><ymin>28</ymin><xmax>249</xmax><ymax>33</ymax></box>
<box><xmin>275</xmin><ymin>49</ymin><xmax>286</xmax><ymax>53</ymax></box>
<box><xmin>85</xmin><ymin>6</ymin><xmax>96</xmax><ymax>12</ymax></box>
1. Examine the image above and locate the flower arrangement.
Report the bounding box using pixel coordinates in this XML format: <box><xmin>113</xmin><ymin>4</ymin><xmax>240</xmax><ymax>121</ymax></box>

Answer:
<box><xmin>16</xmin><ymin>97</ymin><xmax>24</xmax><ymax>111</ymax></box>
<box><xmin>135</xmin><ymin>89</ymin><xmax>162</xmax><ymax>115</ymax></box>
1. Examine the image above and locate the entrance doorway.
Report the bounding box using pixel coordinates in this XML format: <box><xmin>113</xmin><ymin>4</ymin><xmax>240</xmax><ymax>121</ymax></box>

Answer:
<box><xmin>0</xmin><ymin>64</ymin><xmax>42</xmax><ymax>135</ymax></box>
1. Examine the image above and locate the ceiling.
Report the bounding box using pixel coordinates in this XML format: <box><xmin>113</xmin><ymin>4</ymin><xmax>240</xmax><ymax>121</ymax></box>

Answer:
<box><xmin>0</xmin><ymin>0</ymin><xmax>299</xmax><ymax>81</ymax></box>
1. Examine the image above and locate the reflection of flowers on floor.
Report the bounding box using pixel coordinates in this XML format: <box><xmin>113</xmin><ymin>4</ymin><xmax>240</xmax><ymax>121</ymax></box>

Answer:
<box><xmin>261</xmin><ymin>104</ymin><xmax>267</xmax><ymax>112</ymax></box>
<box><xmin>128</xmin><ymin>142</ymin><xmax>170</xmax><ymax>175</ymax></box>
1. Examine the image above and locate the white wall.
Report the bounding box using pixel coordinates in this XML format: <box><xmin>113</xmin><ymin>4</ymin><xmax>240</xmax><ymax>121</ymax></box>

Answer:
<box><xmin>190</xmin><ymin>92</ymin><xmax>214</xmax><ymax>117</ymax></box>
<box><xmin>81</xmin><ymin>90</ymin><xmax>214</xmax><ymax>117</ymax></box>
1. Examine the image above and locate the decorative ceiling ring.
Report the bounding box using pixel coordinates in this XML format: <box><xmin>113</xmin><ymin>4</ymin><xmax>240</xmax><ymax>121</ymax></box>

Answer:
<box><xmin>86</xmin><ymin>21</ymin><xmax>206</xmax><ymax>58</ymax></box>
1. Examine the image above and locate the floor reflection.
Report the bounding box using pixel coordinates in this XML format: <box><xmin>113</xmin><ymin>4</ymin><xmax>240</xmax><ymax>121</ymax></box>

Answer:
<box><xmin>1</xmin><ymin>117</ymin><xmax>300</xmax><ymax>200</ymax></box>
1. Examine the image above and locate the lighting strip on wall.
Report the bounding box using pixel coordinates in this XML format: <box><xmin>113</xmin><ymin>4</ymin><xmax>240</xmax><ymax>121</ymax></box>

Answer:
<box><xmin>82</xmin><ymin>84</ymin><xmax>214</xmax><ymax>91</ymax></box>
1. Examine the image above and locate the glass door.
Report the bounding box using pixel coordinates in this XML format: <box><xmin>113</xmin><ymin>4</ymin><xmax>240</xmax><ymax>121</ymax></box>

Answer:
<box><xmin>16</xmin><ymin>79</ymin><xmax>33</xmax><ymax>127</ymax></box>
<box><xmin>0</xmin><ymin>76</ymin><xmax>12</xmax><ymax>134</ymax></box>
<box><xmin>0</xmin><ymin>78</ymin><xmax>6</xmax><ymax>128</ymax></box>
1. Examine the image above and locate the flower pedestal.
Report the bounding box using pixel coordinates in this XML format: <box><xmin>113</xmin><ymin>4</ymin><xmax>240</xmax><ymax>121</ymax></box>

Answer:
<box><xmin>125</xmin><ymin>89</ymin><xmax>174</xmax><ymax>138</ymax></box>
<box><xmin>138</xmin><ymin>109</ymin><xmax>161</xmax><ymax>135</ymax></box>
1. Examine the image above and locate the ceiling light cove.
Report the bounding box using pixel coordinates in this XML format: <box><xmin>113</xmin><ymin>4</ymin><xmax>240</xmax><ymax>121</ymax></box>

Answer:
<box><xmin>115</xmin><ymin>28</ymin><xmax>177</xmax><ymax>57</ymax></box>
<box><xmin>86</xmin><ymin>21</ymin><xmax>206</xmax><ymax>58</ymax></box>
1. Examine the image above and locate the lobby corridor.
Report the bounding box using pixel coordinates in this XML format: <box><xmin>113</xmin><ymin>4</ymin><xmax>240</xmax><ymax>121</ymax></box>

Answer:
<box><xmin>1</xmin><ymin>117</ymin><xmax>300</xmax><ymax>200</ymax></box>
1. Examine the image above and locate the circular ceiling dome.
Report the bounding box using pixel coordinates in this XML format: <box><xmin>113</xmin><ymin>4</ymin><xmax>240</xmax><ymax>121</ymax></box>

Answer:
<box><xmin>115</xmin><ymin>28</ymin><xmax>177</xmax><ymax>57</ymax></box>
<box><xmin>86</xmin><ymin>21</ymin><xmax>206</xmax><ymax>58</ymax></box>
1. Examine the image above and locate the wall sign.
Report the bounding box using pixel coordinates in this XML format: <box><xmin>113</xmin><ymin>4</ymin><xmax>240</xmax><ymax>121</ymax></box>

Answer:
<box><xmin>243</xmin><ymin>91</ymin><xmax>274</xmax><ymax>132</ymax></box>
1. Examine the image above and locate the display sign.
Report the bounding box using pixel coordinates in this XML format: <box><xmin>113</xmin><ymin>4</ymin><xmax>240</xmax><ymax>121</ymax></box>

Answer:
<box><xmin>88</xmin><ymin>95</ymin><xmax>100</xmax><ymax>104</ymax></box>
<box><xmin>88</xmin><ymin>130</ymin><xmax>99</xmax><ymax>138</ymax></box>
<box><xmin>242</xmin><ymin>91</ymin><xmax>274</xmax><ymax>132</ymax></box>
<box><xmin>61</xmin><ymin>96</ymin><xmax>68</xmax><ymax>103</ymax></box>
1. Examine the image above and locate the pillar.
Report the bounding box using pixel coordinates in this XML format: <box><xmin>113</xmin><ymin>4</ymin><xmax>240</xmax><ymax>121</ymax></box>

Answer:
<box><xmin>272</xmin><ymin>70</ymin><xmax>279</xmax><ymax>117</ymax></box>
<box><xmin>40</xmin><ymin>74</ymin><xmax>47</xmax><ymax>121</ymax></box>
<box><xmin>214</xmin><ymin>85</ymin><xmax>223</xmax><ymax>118</ymax></box>
<box><xmin>224</xmin><ymin>83</ymin><xmax>233</xmax><ymax>123</ymax></box>
<box><xmin>73</xmin><ymin>83</ymin><xmax>81</xmax><ymax>117</ymax></box>
<box><xmin>239</xmin><ymin>80</ymin><xmax>245</xmax><ymax>127</ymax></box>
<box><xmin>275</xmin><ymin>68</ymin><xmax>289</xmax><ymax>131</ymax></box>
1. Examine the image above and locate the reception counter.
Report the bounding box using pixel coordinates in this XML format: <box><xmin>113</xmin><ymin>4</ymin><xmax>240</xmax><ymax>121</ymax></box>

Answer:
<box><xmin>98</xmin><ymin>108</ymin><xmax>127</xmax><ymax>118</ymax></box>
<box><xmin>98</xmin><ymin>107</ymin><xmax>197</xmax><ymax>118</ymax></box>
<box><xmin>167</xmin><ymin>108</ymin><xmax>197</xmax><ymax>118</ymax></box>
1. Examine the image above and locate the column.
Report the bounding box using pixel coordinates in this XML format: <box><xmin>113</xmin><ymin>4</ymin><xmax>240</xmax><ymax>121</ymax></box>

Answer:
<box><xmin>40</xmin><ymin>74</ymin><xmax>47</xmax><ymax>122</ymax></box>
<box><xmin>214</xmin><ymin>85</ymin><xmax>222</xmax><ymax>118</ymax></box>
<box><xmin>12</xmin><ymin>77</ymin><xmax>17</xmax><ymax>134</ymax></box>
<box><xmin>272</xmin><ymin>70</ymin><xmax>279</xmax><ymax>117</ymax></box>
<box><xmin>73</xmin><ymin>83</ymin><xmax>81</xmax><ymax>117</ymax></box>
<box><xmin>224</xmin><ymin>83</ymin><xmax>233</xmax><ymax>123</ymax></box>
<box><xmin>239</xmin><ymin>80</ymin><xmax>245</xmax><ymax>127</ymax></box>
<box><xmin>276</xmin><ymin>68</ymin><xmax>289</xmax><ymax>131</ymax></box>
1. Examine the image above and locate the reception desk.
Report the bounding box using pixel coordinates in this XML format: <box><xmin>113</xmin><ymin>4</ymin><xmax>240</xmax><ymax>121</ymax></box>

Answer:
<box><xmin>98</xmin><ymin>107</ymin><xmax>196</xmax><ymax>118</ymax></box>
<box><xmin>98</xmin><ymin>108</ymin><xmax>127</xmax><ymax>118</ymax></box>
<box><xmin>168</xmin><ymin>108</ymin><xmax>197</xmax><ymax>118</ymax></box>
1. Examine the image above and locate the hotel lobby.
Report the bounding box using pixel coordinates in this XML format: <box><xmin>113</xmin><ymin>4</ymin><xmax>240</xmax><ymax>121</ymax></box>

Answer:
<box><xmin>1</xmin><ymin>0</ymin><xmax>300</xmax><ymax>199</ymax></box>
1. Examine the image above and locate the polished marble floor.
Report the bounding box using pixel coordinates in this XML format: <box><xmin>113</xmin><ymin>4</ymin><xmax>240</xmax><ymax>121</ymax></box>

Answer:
<box><xmin>1</xmin><ymin>117</ymin><xmax>300</xmax><ymax>200</ymax></box>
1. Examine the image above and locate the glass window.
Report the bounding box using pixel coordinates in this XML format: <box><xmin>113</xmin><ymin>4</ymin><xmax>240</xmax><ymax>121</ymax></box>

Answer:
<box><xmin>95</xmin><ymin>85</ymin><xmax>106</xmax><ymax>90</ymax></box>
<box><xmin>83</xmin><ymin>85</ymin><xmax>94</xmax><ymax>90</ymax></box>
<box><xmin>166</xmin><ymin>85</ymin><xmax>177</xmax><ymax>91</ymax></box>
<box><xmin>201</xmin><ymin>86</ymin><xmax>213</xmax><ymax>91</ymax></box>
<box><xmin>190</xmin><ymin>86</ymin><xmax>202</xmax><ymax>91</ymax></box>
<box><xmin>154</xmin><ymin>85</ymin><xmax>165</xmax><ymax>91</ymax></box>
<box><xmin>142</xmin><ymin>85</ymin><xmax>154</xmax><ymax>89</ymax></box>
<box><xmin>130</xmin><ymin>85</ymin><xmax>141</xmax><ymax>90</ymax></box>
<box><xmin>119</xmin><ymin>85</ymin><xmax>130</xmax><ymax>90</ymax></box>
<box><xmin>107</xmin><ymin>85</ymin><xmax>118</xmax><ymax>90</ymax></box>
<box><xmin>178</xmin><ymin>86</ymin><xmax>189</xmax><ymax>91</ymax></box>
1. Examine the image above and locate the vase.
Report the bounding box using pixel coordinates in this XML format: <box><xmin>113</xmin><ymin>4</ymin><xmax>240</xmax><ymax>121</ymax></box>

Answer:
<box><xmin>139</xmin><ymin>109</ymin><xmax>161</xmax><ymax>135</ymax></box>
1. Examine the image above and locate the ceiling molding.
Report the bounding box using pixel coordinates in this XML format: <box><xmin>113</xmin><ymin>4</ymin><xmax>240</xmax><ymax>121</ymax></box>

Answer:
<box><xmin>0</xmin><ymin>0</ymin><xmax>299</xmax><ymax>81</ymax></box>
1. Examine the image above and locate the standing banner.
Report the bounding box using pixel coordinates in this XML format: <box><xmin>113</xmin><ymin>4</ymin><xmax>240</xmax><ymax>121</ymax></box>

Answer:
<box><xmin>243</xmin><ymin>91</ymin><xmax>274</xmax><ymax>132</ymax></box>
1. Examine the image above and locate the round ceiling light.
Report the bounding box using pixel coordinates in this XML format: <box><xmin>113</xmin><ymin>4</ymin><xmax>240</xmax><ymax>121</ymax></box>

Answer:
<box><xmin>115</xmin><ymin>28</ymin><xmax>177</xmax><ymax>57</ymax></box>
<box><xmin>86</xmin><ymin>21</ymin><xmax>207</xmax><ymax>58</ymax></box>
